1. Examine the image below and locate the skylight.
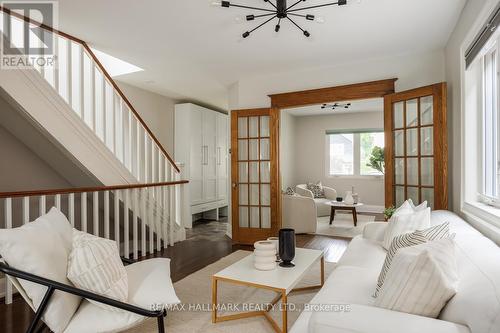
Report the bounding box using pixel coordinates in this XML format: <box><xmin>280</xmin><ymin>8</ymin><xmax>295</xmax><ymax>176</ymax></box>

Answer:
<box><xmin>90</xmin><ymin>48</ymin><xmax>143</xmax><ymax>77</ymax></box>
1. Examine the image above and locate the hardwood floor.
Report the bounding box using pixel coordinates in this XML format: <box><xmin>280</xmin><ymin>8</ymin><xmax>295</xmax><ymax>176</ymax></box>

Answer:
<box><xmin>0</xmin><ymin>216</ymin><xmax>367</xmax><ymax>333</ymax></box>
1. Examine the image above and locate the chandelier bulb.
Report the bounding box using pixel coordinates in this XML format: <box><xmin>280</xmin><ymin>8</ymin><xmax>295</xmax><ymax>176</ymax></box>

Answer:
<box><xmin>315</xmin><ymin>17</ymin><xmax>325</xmax><ymax>24</ymax></box>
<box><xmin>211</xmin><ymin>1</ymin><xmax>222</xmax><ymax>6</ymax></box>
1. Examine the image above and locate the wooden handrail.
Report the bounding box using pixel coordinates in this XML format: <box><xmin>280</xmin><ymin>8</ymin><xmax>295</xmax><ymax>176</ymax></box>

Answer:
<box><xmin>0</xmin><ymin>6</ymin><xmax>180</xmax><ymax>173</ymax></box>
<box><xmin>0</xmin><ymin>180</ymin><xmax>189</xmax><ymax>199</ymax></box>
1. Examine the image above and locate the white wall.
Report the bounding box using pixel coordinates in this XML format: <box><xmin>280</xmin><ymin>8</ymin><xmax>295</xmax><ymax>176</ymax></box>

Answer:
<box><xmin>290</xmin><ymin>111</ymin><xmax>385</xmax><ymax>208</ymax></box>
<box><xmin>117</xmin><ymin>81</ymin><xmax>179</xmax><ymax>153</ymax></box>
<box><xmin>230</xmin><ymin>50</ymin><xmax>446</xmax><ymax>109</ymax></box>
<box><xmin>280</xmin><ymin>111</ymin><xmax>297</xmax><ymax>190</ymax></box>
<box><xmin>0</xmin><ymin>125</ymin><xmax>71</xmax><ymax>192</ymax></box>
<box><xmin>445</xmin><ymin>0</ymin><xmax>500</xmax><ymax>244</ymax></box>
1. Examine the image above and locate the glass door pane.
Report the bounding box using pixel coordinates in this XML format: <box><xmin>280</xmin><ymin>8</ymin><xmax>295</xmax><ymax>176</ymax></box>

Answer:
<box><xmin>388</xmin><ymin>85</ymin><xmax>444</xmax><ymax>209</ymax></box>
<box><xmin>235</xmin><ymin>114</ymin><xmax>272</xmax><ymax>230</ymax></box>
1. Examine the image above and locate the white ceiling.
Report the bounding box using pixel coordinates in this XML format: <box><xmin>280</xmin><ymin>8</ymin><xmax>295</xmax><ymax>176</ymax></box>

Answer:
<box><xmin>285</xmin><ymin>98</ymin><xmax>383</xmax><ymax>116</ymax></box>
<box><xmin>56</xmin><ymin>0</ymin><xmax>466</xmax><ymax>109</ymax></box>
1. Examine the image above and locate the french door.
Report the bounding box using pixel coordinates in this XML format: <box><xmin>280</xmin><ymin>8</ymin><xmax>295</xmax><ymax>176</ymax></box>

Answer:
<box><xmin>384</xmin><ymin>83</ymin><xmax>447</xmax><ymax>210</ymax></box>
<box><xmin>231</xmin><ymin>108</ymin><xmax>279</xmax><ymax>244</ymax></box>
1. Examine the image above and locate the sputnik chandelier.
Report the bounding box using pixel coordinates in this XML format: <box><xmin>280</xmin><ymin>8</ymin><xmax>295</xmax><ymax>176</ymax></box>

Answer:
<box><xmin>321</xmin><ymin>102</ymin><xmax>351</xmax><ymax>110</ymax></box>
<box><xmin>212</xmin><ymin>0</ymin><xmax>348</xmax><ymax>38</ymax></box>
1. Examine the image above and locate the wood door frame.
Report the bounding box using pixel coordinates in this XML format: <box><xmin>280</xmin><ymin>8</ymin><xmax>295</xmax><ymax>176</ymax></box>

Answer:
<box><xmin>268</xmin><ymin>78</ymin><xmax>398</xmax><ymax>228</ymax></box>
<box><xmin>384</xmin><ymin>82</ymin><xmax>448</xmax><ymax>209</ymax></box>
<box><xmin>231</xmin><ymin>108</ymin><xmax>280</xmax><ymax>244</ymax></box>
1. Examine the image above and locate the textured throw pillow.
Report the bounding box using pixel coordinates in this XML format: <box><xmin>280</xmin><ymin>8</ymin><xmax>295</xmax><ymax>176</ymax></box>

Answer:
<box><xmin>382</xmin><ymin>205</ymin><xmax>431</xmax><ymax>250</ymax></box>
<box><xmin>67</xmin><ymin>230</ymin><xmax>128</xmax><ymax>311</ymax></box>
<box><xmin>374</xmin><ymin>222</ymin><xmax>450</xmax><ymax>296</ymax></box>
<box><xmin>0</xmin><ymin>207</ymin><xmax>81</xmax><ymax>333</ymax></box>
<box><xmin>285</xmin><ymin>187</ymin><xmax>295</xmax><ymax>195</ymax></box>
<box><xmin>307</xmin><ymin>182</ymin><xmax>325</xmax><ymax>198</ymax></box>
<box><xmin>374</xmin><ymin>238</ymin><xmax>459</xmax><ymax>318</ymax></box>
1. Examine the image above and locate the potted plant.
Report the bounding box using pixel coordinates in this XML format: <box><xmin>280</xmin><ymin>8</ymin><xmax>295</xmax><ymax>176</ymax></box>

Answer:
<box><xmin>384</xmin><ymin>206</ymin><xmax>396</xmax><ymax>221</ymax></box>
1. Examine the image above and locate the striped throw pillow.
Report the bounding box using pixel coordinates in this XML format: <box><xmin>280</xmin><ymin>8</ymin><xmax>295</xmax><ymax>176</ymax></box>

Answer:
<box><xmin>67</xmin><ymin>230</ymin><xmax>128</xmax><ymax>311</ymax></box>
<box><xmin>374</xmin><ymin>222</ymin><xmax>450</xmax><ymax>297</ymax></box>
<box><xmin>374</xmin><ymin>238</ymin><xmax>459</xmax><ymax>318</ymax></box>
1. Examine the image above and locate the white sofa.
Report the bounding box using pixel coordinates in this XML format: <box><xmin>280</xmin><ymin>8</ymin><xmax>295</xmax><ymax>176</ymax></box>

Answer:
<box><xmin>295</xmin><ymin>184</ymin><xmax>337</xmax><ymax>217</ymax></box>
<box><xmin>282</xmin><ymin>194</ymin><xmax>317</xmax><ymax>234</ymax></box>
<box><xmin>290</xmin><ymin>210</ymin><xmax>500</xmax><ymax>333</ymax></box>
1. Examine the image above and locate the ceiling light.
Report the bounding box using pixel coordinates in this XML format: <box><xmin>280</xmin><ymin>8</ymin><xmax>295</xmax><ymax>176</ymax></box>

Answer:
<box><xmin>214</xmin><ymin>0</ymin><xmax>348</xmax><ymax>39</ymax></box>
<box><xmin>321</xmin><ymin>102</ymin><xmax>351</xmax><ymax>110</ymax></box>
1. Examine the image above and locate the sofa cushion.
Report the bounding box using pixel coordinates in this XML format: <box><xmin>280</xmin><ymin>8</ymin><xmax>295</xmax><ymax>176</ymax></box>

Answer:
<box><xmin>67</xmin><ymin>230</ymin><xmax>128</xmax><ymax>311</ymax></box>
<box><xmin>306</xmin><ymin>304</ymin><xmax>470</xmax><ymax>333</ymax></box>
<box><xmin>374</xmin><ymin>238</ymin><xmax>459</xmax><ymax>318</ymax></box>
<box><xmin>0</xmin><ymin>207</ymin><xmax>81</xmax><ymax>333</ymax></box>
<box><xmin>337</xmin><ymin>235</ymin><xmax>387</xmax><ymax>273</ymax></box>
<box><xmin>439</xmin><ymin>229</ymin><xmax>500</xmax><ymax>332</ymax></box>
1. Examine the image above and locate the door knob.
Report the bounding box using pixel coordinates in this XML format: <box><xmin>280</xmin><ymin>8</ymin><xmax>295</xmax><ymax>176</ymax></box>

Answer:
<box><xmin>232</xmin><ymin>182</ymin><xmax>238</xmax><ymax>188</ymax></box>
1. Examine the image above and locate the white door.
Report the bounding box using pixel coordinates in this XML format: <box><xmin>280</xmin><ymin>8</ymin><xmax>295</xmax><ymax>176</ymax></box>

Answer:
<box><xmin>202</xmin><ymin>110</ymin><xmax>217</xmax><ymax>202</ymax></box>
<box><xmin>216</xmin><ymin>113</ymin><xmax>228</xmax><ymax>201</ymax></box>
<box><xmin>190</xmin><ymin>108</ymin><xmax>204</xmax><ymax>205</ymax></box>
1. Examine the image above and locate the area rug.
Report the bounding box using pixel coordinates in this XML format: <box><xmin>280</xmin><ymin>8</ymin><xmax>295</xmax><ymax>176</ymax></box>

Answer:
<box><xmin>315</xmin><ymin>214</ymin><xmax>375</xmax><ymax>238</ymax></box>
<box><xmin>124</xmin><ymin>250</ymin><xmax>335</xmax><ymax>333</ymax></box>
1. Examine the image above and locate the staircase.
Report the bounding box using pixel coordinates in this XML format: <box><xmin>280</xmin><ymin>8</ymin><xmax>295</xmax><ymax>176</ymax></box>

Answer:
<box><xmin>0</xmin><ymin>8</ymin><xmax>188</xmax><ymax>304</ymax></box>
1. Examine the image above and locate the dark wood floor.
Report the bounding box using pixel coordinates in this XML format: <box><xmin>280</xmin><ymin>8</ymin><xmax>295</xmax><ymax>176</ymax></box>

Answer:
<box><xmin>0</xmin><ymin>215</ymin><xmax>378</xmax><ymax>333</ymax></box>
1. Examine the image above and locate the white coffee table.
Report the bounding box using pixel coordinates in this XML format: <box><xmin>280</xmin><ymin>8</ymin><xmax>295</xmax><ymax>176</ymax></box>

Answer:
<box><xmin>212</xmin><ymin>248</ymin><xmax>324</xmax><ymax>333</ymax></box>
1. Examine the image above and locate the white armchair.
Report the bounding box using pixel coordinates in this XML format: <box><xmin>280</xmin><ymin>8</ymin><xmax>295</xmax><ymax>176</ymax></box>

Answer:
<box><xmin>282</xmin><ymin>194</ymin><xmax>317</xmax><ymax>234</ymax></box>
<box><xmin>295</xmin><ymin>184</ymin><xmax>337</xmax><ymax>217</ymax></box>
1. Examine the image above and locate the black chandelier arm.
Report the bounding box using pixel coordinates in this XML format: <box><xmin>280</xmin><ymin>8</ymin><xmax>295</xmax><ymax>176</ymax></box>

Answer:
<box><xmin>226</xmin><ymin>2</ymin><xmax>276</xmax><ymax>13</ymax></box>
<box><xmin>264</xmin><ymin>0</ymin><xmax>278</xmax><ymax>10</ymax></box>
<box><xmin>253</xmin><ymin>13</ymin><xmax>277</xmax><ymax>19</ymax></box>
<box><xmin>288</xmin><ymin>1</ymin><xmax>342</xmax><ymax>13</ymax></box>
<box><xmin>286</xmin><ymin>0</ymin><xmax>306</xmax><ymax>11</ymax></box>
<box><xmin>246</xmin><ymin>15</ymin><xmax>278</xmax><ymax>35</ymax></box>
<box><xmin>288</xmin><ymin>13</ymin><xmax>307</xmax><ymax>18</ymax></box>
<box><xmin>286</xmin><ymin>16</ymin><xmax>307</xmax><ymax>33</ymax></box>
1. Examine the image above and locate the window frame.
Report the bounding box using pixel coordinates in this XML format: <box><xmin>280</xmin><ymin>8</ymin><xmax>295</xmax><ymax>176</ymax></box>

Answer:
<box><xmin>325</xmin><ymin>129</ymin><xmax>384</xmax><ymax>178</ymax></box>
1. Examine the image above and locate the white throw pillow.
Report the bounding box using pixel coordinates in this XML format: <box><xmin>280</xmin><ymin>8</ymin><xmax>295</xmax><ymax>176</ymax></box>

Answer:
<box><xmin>67</xmin><ymin>230</ymin><xmax>128</xmax><ymax>311</ymax></box>
<box><xmin>374</xmin><ymin>238</ymin><xmax>459</xmax><ymax>318</ymax></box>
<box><xmin>382</xmin><ymin>203</ymin><xmax>431</xmax><ymax>250</ymax></box>
<box><xmin>0</xmin><ymin>207</ymin><xmax>81</xmax><ymax>333</ymax></box>
<box><xmin>374</xmin><ymin>222</ymin><xmax>450</xmax><ymax>297</ymax></box>
<box><xmin>408</xmin><ymin>199</ymin><xmax>428</xmax><ymax>211</ymax></box>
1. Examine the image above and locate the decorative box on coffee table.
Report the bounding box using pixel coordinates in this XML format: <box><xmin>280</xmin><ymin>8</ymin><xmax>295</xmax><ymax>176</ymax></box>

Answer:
<box><xmin>211</xmin><ymin>248</ymin><xmax>324</xmax><ymax>333</ymax></box>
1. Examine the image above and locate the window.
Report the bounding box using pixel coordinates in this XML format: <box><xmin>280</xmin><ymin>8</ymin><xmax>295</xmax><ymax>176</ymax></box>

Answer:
<box><xmin>327</xmin><ymin>131</ymin><xmax>384</xmax><ymax>177</ymax></box>
<box><xmin>482</xmin><ymin>44</ymin><xmax>499</xmax><ymax>198</ymax></box>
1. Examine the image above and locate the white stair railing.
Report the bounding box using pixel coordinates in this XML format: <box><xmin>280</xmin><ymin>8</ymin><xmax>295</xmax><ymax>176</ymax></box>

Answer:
<box><xmin>0</xmin><ymin>9</ymin><xmax>189</xmax><ymax>305</ymax></box>
<box><xmin>0</xmin><ymin>9</ymin><xmax>181</xmax><ymax>182</ymax></box>
<box><xmin>0</xmin><ymin>180</ymin><xmax>187</xmax><ymax>304</ymax></box>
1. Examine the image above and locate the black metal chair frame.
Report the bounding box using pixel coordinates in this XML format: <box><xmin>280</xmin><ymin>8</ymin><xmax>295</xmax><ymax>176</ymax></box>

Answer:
<box><xmin>0</xmin><ymin>258</ymin><xmax>167</xmax><ymax>333</ymax></box>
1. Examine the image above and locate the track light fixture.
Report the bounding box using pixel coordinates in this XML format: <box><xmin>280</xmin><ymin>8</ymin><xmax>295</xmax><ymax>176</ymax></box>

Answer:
<box><xmin>321</xmin><ymin>102</ymin><xmax>351</xmax><ymax>110</ymax></box>
<box><xmin>212</xmin><ymin>0</ymin><xmax>348</xmax><ymax>38</ymax></box>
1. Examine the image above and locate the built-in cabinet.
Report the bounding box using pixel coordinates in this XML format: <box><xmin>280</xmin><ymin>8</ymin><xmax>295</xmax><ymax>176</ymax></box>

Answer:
<box><xmin>175</xmin><ymin>103</ymin><xmax>228</xmax><ymax>221</ymax></box>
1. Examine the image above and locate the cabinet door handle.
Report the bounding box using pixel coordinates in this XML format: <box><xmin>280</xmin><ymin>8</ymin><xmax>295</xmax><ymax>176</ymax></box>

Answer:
<box><xmin>217</xmin><ymin>147</ymin><xmax>221</xmax><ymax>165</ymax></box>
<box><xmin>204</xmin><ymin>146</ymin><xmax>208</xmax><ymax>165</ymax></box>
